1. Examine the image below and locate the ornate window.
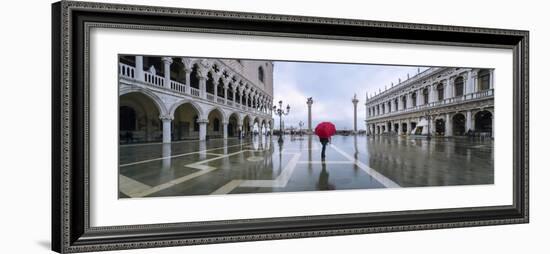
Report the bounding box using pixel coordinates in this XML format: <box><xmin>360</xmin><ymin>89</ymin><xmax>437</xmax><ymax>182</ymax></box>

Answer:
<box><xmin>478</xmin><ymin>69</ymin><xmax>491</xmax><ymax>90</ymax></box>
<box><xmin>437</xmin><ymin>83</ymin><xmax>444</xmax><ymax>101</ymax></box>
<box><xmin>454</xmin><ymin>77</ymin><xmax>464</xmax><ymax>96</ymax></box>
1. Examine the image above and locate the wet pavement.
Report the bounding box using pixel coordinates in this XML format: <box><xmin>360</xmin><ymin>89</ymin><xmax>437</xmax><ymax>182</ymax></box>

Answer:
<box><xmin>118</xmin><ymin>135</ymin><xmax>493</xmax><ymax>198</ymax></box>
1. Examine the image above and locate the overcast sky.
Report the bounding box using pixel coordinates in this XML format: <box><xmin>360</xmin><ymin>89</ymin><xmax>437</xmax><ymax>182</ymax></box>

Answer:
<box><xmin>272</xmin><ymin>61</ymin><xmax>428</xmax><ymax>130</ymax></box>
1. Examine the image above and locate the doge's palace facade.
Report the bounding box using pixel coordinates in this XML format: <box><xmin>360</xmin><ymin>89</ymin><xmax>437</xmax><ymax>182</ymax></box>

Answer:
<box><xmin>365</xmin><ymin>67</ymin><xmax>494</xmax><ymax>137</ymax></box>
<box><xmin>118</xmin><ymin>55</ymin><xmax>274</xmax><ymax>143</ymax></box>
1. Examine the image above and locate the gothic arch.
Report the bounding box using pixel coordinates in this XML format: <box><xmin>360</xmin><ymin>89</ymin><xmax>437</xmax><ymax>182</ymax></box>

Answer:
<box><xmin>119</xmin><ymin>86</ymin><xmax>168</xmax><ymax>116</ymax></box>
<box><xmin>206</xmin><ymin>106</ymin><xmax>228</xmax><ymax>122</ymax></box>
<box><xmin>168</xmin><ymin>99</ymin><xmax>204</xmax><ymax>120</ymax></box>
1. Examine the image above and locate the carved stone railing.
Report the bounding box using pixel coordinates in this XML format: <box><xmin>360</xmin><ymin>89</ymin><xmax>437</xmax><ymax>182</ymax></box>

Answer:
<box><xmin>118</xmin><ymin>63</ymin><xmax>135</xmax><ymax>79</ymax></box>
<box><xmin>170</xmin><ymin>80</ymin><xmax>186</xmax><ymax>94</ymax></box>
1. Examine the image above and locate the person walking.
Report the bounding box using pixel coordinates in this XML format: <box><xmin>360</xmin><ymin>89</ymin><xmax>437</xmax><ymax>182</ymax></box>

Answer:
<box><xmin>314</xmin><ymin>122</ymin><xmax>336</xmax><ymax>160</ymax></box>
<box><xmin>319</xmin><ymin>136</ymin><xmax>330</xmax><ymax>159</ymax></box>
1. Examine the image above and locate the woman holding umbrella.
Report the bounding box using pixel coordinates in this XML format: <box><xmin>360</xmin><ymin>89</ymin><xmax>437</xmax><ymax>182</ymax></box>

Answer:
<box><xmin>315</xmin><ymin>122</ymin><xmax>336</xmax><ymax>159</ymax></box>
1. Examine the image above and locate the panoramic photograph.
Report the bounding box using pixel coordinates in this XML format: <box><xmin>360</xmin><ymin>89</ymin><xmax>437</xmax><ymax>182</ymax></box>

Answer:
<box><xmin>117</xmin><ymin>55</ymin><xmax>494</xmax><ymax>198</ymax></box>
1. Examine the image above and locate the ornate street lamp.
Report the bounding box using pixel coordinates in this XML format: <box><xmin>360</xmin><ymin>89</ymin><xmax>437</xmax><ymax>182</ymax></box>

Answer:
<box><xmin>424</xmin><ymin>111</ymin><xmax>432</xmax><ymax>140</ymax></box>
<box><xmin>273</xmin><ymin>100</ymin><xmax>290</xmax><ymax>143</ymax></box>
<box><xmin>298</xmin><ymin>121</ymin><xmax>304</xmax><ymax>136</ymax></box>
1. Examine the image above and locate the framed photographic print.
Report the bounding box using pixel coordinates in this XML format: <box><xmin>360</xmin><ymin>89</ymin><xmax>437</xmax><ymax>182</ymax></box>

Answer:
<box><xmin>52</xmin><ymin>1</ymin><xmax>529</xmax><ymax>253</ymax></box>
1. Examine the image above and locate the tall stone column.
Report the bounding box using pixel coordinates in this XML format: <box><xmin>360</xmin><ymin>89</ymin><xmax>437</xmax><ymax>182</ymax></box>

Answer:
<box><xmin>135</xmin><ymin>56</ymin><xmax>144</xmax><ymax>81</ymax></box>
<box><xmin>232</xmin><ymin>86</ymin><xmax>237</xmax><ymax>105</ymax></box>
<box><xmin>466</xmin><ymin>70</ymin><xmax>479</xmax><ymax>94</ymax></box>
<box><xmin>445</xmin><ymin>113</ymin><xmax>452</xmax><ymax>136</ymax></box>
<box><xmin>306</xmin><ymin>97</ymin><xmax>313</xmax><ymax>133</ymax></box>
<box><xmin>198</xmin><ymin>119</ymin><xmax>208</xmax><ymax>141</ymax></box>
<box><xmin>444</xmin><ymin>78</ymin><xmax>452</xmax><ymax>99</ymax></box>
<box><xmin>431</xmin><ymin>118</ymin><xmax>436</xmax><ymax>135</ymax></box>
<box><xmin>223</xmin><ymin>82</ymin><xmax>228</xmax><ymax>104</ymax></box>
<box><xmin>223</xmin><ymin>121</ymin><xmax>228</xmax><ymax>139</ymax></box>
<box><xmin>239</xmin><ymin>87</ymin><xmax>243</xmax><ymax>108</ymax></box>
<box><xmin>490</xmin><ymin>69</ymin><xmax>495</xmax><ymax>89</ymax></box>
<box><xmin>407</xmin><ymin>93</ymin><xmax>413</xmax><ymax>108</ymax></box>
<box><xmin>198</xmin><ymin>69</ymin><xmax>208</xmax><ymax>100</ymax></box>
<box><xmin>184</xmin><ymin>67</ymin><xmax>192</xmax><ymax>95</ymax></box>
<box><xmin>161</xmin><ymin>143</ymin><xmax>172</xmax><ymax>170</ymax></box>
<box><xmin>466</xmin><ymin>110</ymin><xmax>473</xmax><ymax>132</ymax></box>
<box><xmin>397</xmin><ymin>121</ymin><xmax>402</xmax><ymax>135</ymax></box>
<box><xmin>161</xmin><ymin>57</ymin><xmax>173</xmax><ymax>88</ymax></box>
<box><xmin>352</xmin><ymin>94</ymin><xmax>359</xmax><ymax>133</ymax></box>
<box><xmin>244</xmin><ymin>90</ymin><xmax>250</xmax><ymax>110</ymax></box>
<box><xmin>213</xmin><ymin>78</ymin><xmax>219</xmax><ymax>99</ymax></box>
<box><xmin>160</xmin><ymin>115</ymin><xmax>173</xmax><ymax>143</ymax></box>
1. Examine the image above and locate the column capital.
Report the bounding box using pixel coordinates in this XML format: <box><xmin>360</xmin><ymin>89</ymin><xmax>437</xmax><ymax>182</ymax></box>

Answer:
<box><xmin>197</xmin><ymin>67</ymin><xmax>209</xmax><ymax>79</ymax></box>
<box><xmin>221</xmin><ymin>77</ymin><xmax>230</xmax><ymax>87</ymax></box>
<box><xmin>161</xmin><ymin>57</ymin><xmax>173</xmax><ymax>64</ymax></box>
<box><xmin>159</xmin><ymin>115</ymin><xmax>173</xmax><ymax>121</ymax></box>
<box><xmin>197</xmin><ymin>119</ymin><xmax>209</xmax><ymax>124</ymax></box>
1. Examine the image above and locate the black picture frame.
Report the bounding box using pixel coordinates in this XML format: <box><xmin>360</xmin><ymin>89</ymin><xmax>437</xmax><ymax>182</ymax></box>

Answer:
<box><xmin>51</xmin><ymin>1</ymin><xmax>529</xmax><ymax>253</ymax></box>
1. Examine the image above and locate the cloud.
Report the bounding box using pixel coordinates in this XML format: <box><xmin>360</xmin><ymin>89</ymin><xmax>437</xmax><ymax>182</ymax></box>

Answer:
<box><xmin>272</xmin><ymin>61</ymin><xmax>428</xmax><ymax>130</ymax></box>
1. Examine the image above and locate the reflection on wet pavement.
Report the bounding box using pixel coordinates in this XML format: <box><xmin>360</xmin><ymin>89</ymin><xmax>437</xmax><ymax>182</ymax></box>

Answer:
<box><xmin>118</xmin><ymin>135</ymin><xmax>493</xmax><ymax>198</ymax></box>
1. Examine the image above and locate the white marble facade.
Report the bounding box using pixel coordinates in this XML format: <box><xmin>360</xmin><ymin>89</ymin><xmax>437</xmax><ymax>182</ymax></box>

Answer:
<box><xmin>119</xmin><ymin>55</ymin><xmax>274</xmax><ymax>143</ymax></box>
<box><xmin>365</xmin><ymin>67</ymin><xmax>494</xmax><ymax>137</ymax></box>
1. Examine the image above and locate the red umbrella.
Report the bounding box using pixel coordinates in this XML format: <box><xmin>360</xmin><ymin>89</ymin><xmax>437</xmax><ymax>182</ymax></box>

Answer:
<box><xmin>315</xmin><ymin>122</ymin><xmax>336</xmax><ymax>138</ymax></box>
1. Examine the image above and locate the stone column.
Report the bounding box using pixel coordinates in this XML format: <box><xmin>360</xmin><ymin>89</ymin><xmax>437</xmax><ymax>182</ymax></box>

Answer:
<box><xmin>466</xmin><ymin>110</ymin><xmax>473</xmax><ymax>132</ymax></box>
<box><xmin>135</xmin><ymin>56</ymin><xmax>144</xmax><ymax>81</ymax></box>
<box><xmin>198</xmin><ymin>119</ymin><xmax>208</xmax><ymax>141</ymax></box>
<box><xmin>445</xmin><ymin>113</ymin><xmax>452</xmax><ymax>136</ymax></box>
<box><xmin>239</xmin><ymin>87</ymin><xmax>243</xmax><ymax>108</ymax></box>
<box><xmin>223</xmin><ymin>80</ymin><xmax>229</xmax><ymax>105</ymax></box>
<box><xmin>198</xmin><ymin>69</ymin><xmax>208</xmax><ymax>100</ymax></box>
<box><xmin>244</xmin><ymin>90</ymin><xmax>249</xmax><ymax>110</ymax></box>
<box><xmin>184</xmin><ymin>68</ymin><xmax>192</xmax><ymax>86</ymax></box>
<box><xmin>307</xmin><ymin>97</ymin><xmax>313</xmax><ymax>132</ymax></box>
<box><xmin>213</xmin><ymin>78</ymin><xmax>219</xmax><ymax>99</ymax></box>
<box><xmin>223</xmin><ymin>121</ymin><xmax>228</xmax><ymax>139</ymax></box>
<box><xmin>431</xmin><ymin>118</ymin><xmax>436</xmax><ymax>135</ymax></box>
<box><xmin>490</xmin><ymin>69</ymin><xmax>494</xmax><ymax>89</ymax></box>
<box><xmin>160</xmin><ymin>115</ymin><xmax>173</xmax><ymax>143</ymax></box>
<box><xmin>352</xmin><ymin>95</ymin><xmax>359</xmax><ymax>133</ymax></box>
<box><xmin>161</xmin><ymin>143</ymin><xmax>171</xmax><ymax>170</ymax></box>
<box><xmin>407</xmin><ymin>119</ymin><xmax>411</xmax><ymax>135</ymax></box>
<box><xmin>232</xmin><ymin>86</ymin><xmax>237</xmax><ymax>105</ymax></box>
<box><xmin>161</xmin><ymin>57</ymin><xmax>173</xmax><ymax>88</ymax></box>
<box><xmin>467</xmin><ymin>70</ymin><xmax>479</xmax><ymax>94</ymax></box>
<box><xmin>397</xmin><ymin>121</ymin><xmax>402</xmax><ymax>135</ymax></box>
<box><xmin>407</xmin><ymin>93</ymin><xmax>413</xmax><ymax>108</ymax></box>
<box><xmin>184</xmin><ymin>67</ymin><xmax>192</xmax><ymax>95</ymax></box>
<box><xmin>444</xmin><ymin>78</ymin><xmax>452</xmax><ymax>99</ymax></box>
